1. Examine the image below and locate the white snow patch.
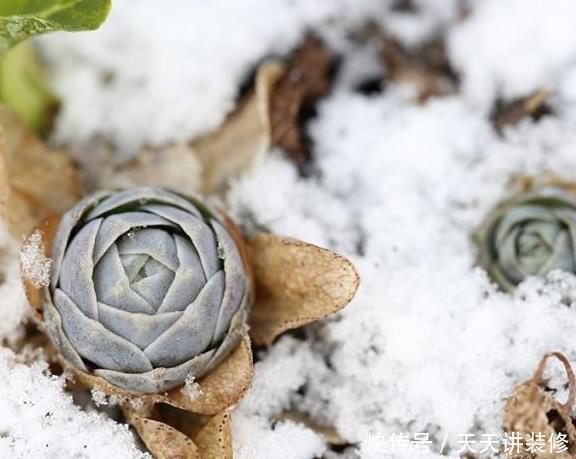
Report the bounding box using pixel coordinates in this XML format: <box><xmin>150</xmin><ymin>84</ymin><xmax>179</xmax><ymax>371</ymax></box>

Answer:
<box><xmin>0</xmin><ymin>347</ymin><xmax>148</xmax><ymax>458</ymax></box>
<box><xmin>227</xmin><ymin>90</ymin><xmax>576</xmax><ymax>457</ymax></box>
<box><xmin>38</xmin><ymin>0</ymin><xmax>387</xmax><ymax>158</ymax></box>
<box><xmin>449</xmin><ymin>0</ymin><xmax>576</xmax><ymax>109</ymax></box>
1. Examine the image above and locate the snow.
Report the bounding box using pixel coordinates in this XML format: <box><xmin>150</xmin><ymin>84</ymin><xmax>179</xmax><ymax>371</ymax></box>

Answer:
<box><xmin>448</xmin><ymin>0</ymin><xmax>576</xmax><ymax>110</ymax></box>
<box><xmin>38</xmin><ymin>0</ymin><xmax>388</xmax><ymax>158</ymax></box>
<box><xmin>0</xmin><ymin>347</ymin><xmax>148</xmax><ymax>458</ymax></box>
<box><xmin>19</xmin><ymin>230</ymin><xmax>51</xmax><ymax>289</ymax></box>
<box><xmin>0</xmin><ymin>0</ymin><xmax>575</xmax><ymax>457</ymax></box>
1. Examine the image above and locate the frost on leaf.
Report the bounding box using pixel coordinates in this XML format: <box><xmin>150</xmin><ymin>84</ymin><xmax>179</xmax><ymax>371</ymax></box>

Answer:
<box><xmin>182</xmin><ymin>373</ymin><xmax>203</xmax><ymax>401</ymax></box>
<box><xmin>19</xmin><ymin>230</ymin><xmax>51</xmax><ymax>288</ymax></box>
<box><xmin>91</xmin><ymin>389</ymin><xmax>109</xmax><ymax>407</ymax></box>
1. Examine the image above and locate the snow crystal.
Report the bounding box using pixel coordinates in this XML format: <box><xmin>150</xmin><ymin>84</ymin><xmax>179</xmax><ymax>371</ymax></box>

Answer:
<box><xmin>0</xmin><ymin>347</ymin><xmax>148</xmax><ymax>458</ymax></box>
<box><xmin>91</xmin><ymin>389</ymin><xmax>109</xmax><ymax>407</ymax></box>
<box><xmin>19</xmin><ymin>230</ymin><xmax>51</xmax><ymax>289</ymax></box>
<box><xmin>181</xmin><ymin>373</ymin><xmax>202</xmax><ymax>401</ymax></box>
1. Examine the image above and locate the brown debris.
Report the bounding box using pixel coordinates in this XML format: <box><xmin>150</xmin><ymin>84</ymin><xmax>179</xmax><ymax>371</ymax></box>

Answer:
<box><xmin>269</xmin><ymin>36</ymin><xmax>333</xmax><ymax>169</ymax></box>
<box><xmin>380</xmin><ymin>34</ymin><xmax>457</xmax><ymax>102</ymax></box>
<box><xmin>504</xmin><ymin>352</ymin><xmax>576</xmax><ymax>458</ymax></box>
<box><xmin>248</xmin><ymin>233</ymin><xmax>360</xmax><ymax>346</ymax></box>
<box><xmin>491</xmin><ymin>89</ymin><xmax>551</xmax><ymax>132</ymax></box>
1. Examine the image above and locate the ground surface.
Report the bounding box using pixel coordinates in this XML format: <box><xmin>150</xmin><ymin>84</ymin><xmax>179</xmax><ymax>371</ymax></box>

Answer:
<box><xmin>2</xmin><ymin>0</ymin><xmax>576</xmax><ymax>457</ymax></box>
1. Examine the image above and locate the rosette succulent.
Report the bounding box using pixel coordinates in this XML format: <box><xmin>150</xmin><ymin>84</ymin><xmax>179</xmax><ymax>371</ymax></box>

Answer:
<box><xmin>476</xmin><ymin>186</ymin><xmax>576</xmax><ymax>291</ymax></box>
<box><xmin>43</xmin><ymin>187</ymin><xmax>250</xmax><ymax>393</ymax></box>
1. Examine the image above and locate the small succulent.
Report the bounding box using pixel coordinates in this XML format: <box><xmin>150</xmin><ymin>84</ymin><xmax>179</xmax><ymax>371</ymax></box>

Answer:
<box><xmin>44</xmin><ymin>187</ymin><xmax>250</xmax><ymax>393</ymax></box>
<box><xmin>476</xmin><ymin>186</ymin><xmax>576</xmax><ymax>291</ymax></box>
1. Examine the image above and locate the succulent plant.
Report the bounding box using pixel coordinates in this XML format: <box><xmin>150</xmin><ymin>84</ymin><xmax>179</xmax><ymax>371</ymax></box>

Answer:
<box><xmin>476</xmin><ymin>186</ymin><xmax>576</xmax><ymax>291</ymax></box>
<box><xmin>44</xmin><ymin>187</ymin><xmax>250</xmax><ymax>393</ymax></box>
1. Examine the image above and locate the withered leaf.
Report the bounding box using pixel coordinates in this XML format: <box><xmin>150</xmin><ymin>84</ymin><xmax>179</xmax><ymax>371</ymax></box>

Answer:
<box><xmin>123</xmin><ymin>408</ymin><xmax>200</xmax><ymax>459</ymax></box>
<box><xmin>193</xmin><ymin>411</ymin><xmax>233</xmax><ymax>459</ymax></box>
<box><xmin>101</xmin><ymin>144</ymin><xmax>203</xmax><ymax>195</ymax></box>
<box><xmin>248</xmin><ymin>233</ymin><xmax>360</xmax><ymax>346</ymax></box>
<box><xmin>0</xmin><ymin>106</ymin><xmax>81</xmax><ymax>238</ymax></box>
<box><xmin>504</xmin><ymin>352</ymin><xmax>576</xmax><ymax>459</ymax></box>
<box><xmin>491</xmin><ymin>89</ymin><xmax>550</xmax><ymax>132</ymax></box>
<box><xmin>269</xmin><ymin>36</ymin><xmax>333</xmax><ymax>169</ymax></box>
<box><xmin>158</xmin><ymin>335</ymin><xmax>253</xmax><ymax>415</ymax></box>
<box><xmin>193</xmin><ymin>61</ymin><xmax>284</xmax><ymax>195</ymax></box>
<box><xmin>380</xmin><ymin>33</ymin><xmax>456</xmax><ymax>103</ymax></box>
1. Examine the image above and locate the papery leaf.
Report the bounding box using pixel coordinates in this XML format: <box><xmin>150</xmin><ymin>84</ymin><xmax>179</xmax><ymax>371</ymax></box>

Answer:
<box><xmin>193</xmin><ymin>411</ymin><xmax>233</xmax><ymax>459</ymax></box>
<box><xmin>193</xmin><ymin>61</ymin><xmax>284</xmax><ymax>194</ymax></box>
<box><xmin>0</xmin><ymin>106</ymin><xmax>81</xmax><ymax>238</ymax></box>
<box><xmin>269</xmin><ymin>36</ymin><xmax>332</xmax><ymax>170</ymax></box>
<box><xmin>0</xmin><ymin>0</ymin><xmax>111</xmax><ymax>53</ymax></box>
<box><xmin>248</xmin><ymin>234</ymin><xmax>360</xmax><ymax>346</ymax></box>
<box><xmin>123</xmin><ymin>408</ymin><xmax>200</xmax><ymax>459</ymax></box>
<box><xmin>160</xmin><ymin>335</ymin><xmax>253</xmax><ymax>415</ymax></box>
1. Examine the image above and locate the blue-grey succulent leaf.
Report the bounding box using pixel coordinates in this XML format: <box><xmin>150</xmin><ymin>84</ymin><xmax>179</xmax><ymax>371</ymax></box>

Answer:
<box><xmin>50</xmin><ymin>190</ymin><xmax>113</xmax><ymax>293</ymax></box>
<box><xmin>55</xmin><ymin>289</ymin><xmax>154</xmax><ymax>373</ymax></box>
<box><xmin>44</xmin><ymin>296</ymin><xmax>88</xmax><ymax>371</ymax></box>
<box><xmin>157</xmin><ymin>235</ymin><xmax>206</xmax><ymax>313</ymax></box>
<box><xmin>144</xmin><ymin>271</ymin><xmax>225</xmax><ymax>367</ymax></box>
<box><xmin>85</xmin><ymin>187</ymin><xmax>203</xmax><ymax>220</ymax></box>
<box><xmin>210</xmin><ymin>220</ymin><xmax>247</xmax><ymax>344</ymax></box>
<box><xmin>45</xmin><ymin>187</ymin><xmax>249</xmax><ymax>393</ymax></box>
<box><xmin>116</xmin><ymin>228</ymin><xmax>179</xmax><ymax>271</ymax></box>
<box><xmin>477</xmin><ymin>186</ymin><xmax>576</xmax><ymax>291</ymax></box>
<box><xmin>92</xmin><ymin>212</ymin><xmax>177</xmax><ymax>263</ymax></box>
<box><xmin>98</xmin><ymin>303</ymin><xmax>182</xmax><ymax>349</ymax></box>
<box><xmin>142</xmin><ymin>204</ymin><xmax>220</xmax><ymax>278</ymax></box>
<box><xmin>58</xmin><ymin>218</ymin><xmax>102</xmax><ymax>320</ymax></box>
<box><xmin>93</xmin><ymin>244</ymin><xmax>157</xmax><ymax>314</ymax></box>
<box><xmin>94</xmin><ymin>350</ymin><xmax>216</xmax><ymax>394</ymax></box>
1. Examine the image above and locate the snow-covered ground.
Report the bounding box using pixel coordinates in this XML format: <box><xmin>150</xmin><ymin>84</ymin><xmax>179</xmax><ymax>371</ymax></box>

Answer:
<box><xmin>3</xmin><ymin>0</ymin><xmax>576</xmax><ymax>457</ymax></box>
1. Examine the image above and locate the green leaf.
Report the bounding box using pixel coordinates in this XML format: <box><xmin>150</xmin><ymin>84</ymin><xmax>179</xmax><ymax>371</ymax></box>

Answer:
<box><xmin>0</xmin><ymin>0</ymin><xmax>112</xmax><ymax>53</ymax></box>
<box><xmin>0</xmin><ymin>42</ymin><xmax>59</xmax><ymax>134</ymax></box>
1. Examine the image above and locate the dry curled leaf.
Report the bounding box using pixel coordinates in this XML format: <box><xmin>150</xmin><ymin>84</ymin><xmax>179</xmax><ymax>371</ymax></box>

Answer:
<box><xmin>248</xmin><ymin>233</ymin><xmax>360</xmax><ymax>345</ymax></box>
<box><xmin>125</xmin><ymin>409</ymin><xmax>200</xmax><ymax>459</ymax></box>
<box><xmin>101</xmin><ymin>144</ymin><xmax>203</xmax><ymax>195</ymax></box>
<box><xmin>269</xmin><ymin>36</ymin><xmax>333</xmax><ymax>169</ymax></box>
<box><xmin>504</xmin><ymin>352</ymin><xmax>576</xmax><ymax>458</ymax></box>
<box><xmin>0</xmin><ymin>106</ymin><xmax>81</xmax><ymax>238</ymax></box>
<box><xmin>193</xmin><ymin>61</ymin><xmax>284</xmax><ymax>194</ymax></box>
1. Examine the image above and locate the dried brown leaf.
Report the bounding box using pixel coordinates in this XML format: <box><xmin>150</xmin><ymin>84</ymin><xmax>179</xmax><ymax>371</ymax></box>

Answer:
<box><xmin>248</xmin><ymin>233</ymin><xmax>360</xmax><ymax>346</ymax></box>
<box><xmin>193</xmin><ymin>411</ymin><xmax>233</xmax><ymax>459</ymax></box>
<box><xmin>193</xmin><ymin>61</ymin><xmax>284</xmax><ymax>194</ymax></box>
<box><xmin>124</xmin><ymin>408</ymin><xmax>200</xmax><ymax>459</ymax></box>
<box><xmin>0</xmin><ymin>106</ymin><xmax>81</xmax><ymax>238</ymax></box>
<box><xmin>504</xmin><ymin>352</ymin><xmax>576</xmax><ymax>458</ymax></box>
<box><xmin>157</xmin><ymin>335</ymin><xmax>253</xmax><ymax>415</ymax></box>
<box><xmin>491</xmin><ymin>89</ymin><xmax>550</xmax><ymax>132</ymax></box>
<box><xmin>380</xmin><ymin>34</ymin><xmax>456</xmax><ymax>103</ymax></box>
<box><xmin>101</xmin><ymin>144</ymin><xmax>203</xmax><ymax>195</ymax></box>
<box><xmin>269</xmin><ymin>36</ymin><xmax>333</xmax><ymax>169</ymax></box>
